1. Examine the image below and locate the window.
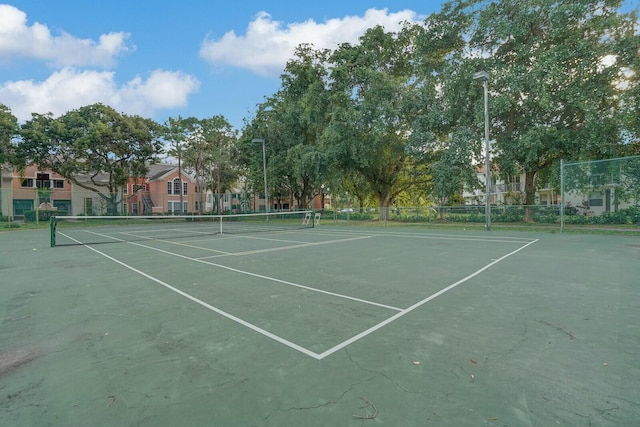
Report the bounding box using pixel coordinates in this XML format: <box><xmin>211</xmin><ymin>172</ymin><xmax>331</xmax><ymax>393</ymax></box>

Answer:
<box><xmin>53</xmin><ymin>200</ymin><xmax>71</xmax><ymax>215</ymax></box>
<box><xmin>21</xmin><ymin>178</ymin><xmax>34</xmax><ymax>188</ymax></box>
<box><xmin>53</xmin><ymin>180</ymin><xmax>64</xmax><ymax>189</ymax></box>
<box><xmin>84</xmin><ymin>198</ymin><xmax>94</xmax><ymax>215</ymax></box>
<box><xmin>36</xmin><ymin>173</ymin><xmax>51</xmax><ymax>188</ymax></box>
<box><xmin>168</xmin><ymin>201</ymin><xmax>188</xmax><ymax>214</ymax></box>
<box><xmin>589</xmin><ymin>192</ymin><xmax>603</xmax><ymax>207</ymax></box>
<box><xmin>168</xmin><ymin>179</ymin><xmax>186</xmax><ymax>195</ymax></box>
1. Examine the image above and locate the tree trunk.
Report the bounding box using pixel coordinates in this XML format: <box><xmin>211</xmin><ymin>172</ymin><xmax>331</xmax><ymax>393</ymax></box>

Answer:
<box><xmin>377</xmin><ymin>190</ymin><xmax>392</xmax><ymax>221</ymax></box>
<box><xmin>438</xmin><ymin>206</ymin><xmax>446</xmax><ymax>220</ymax></box>
<box><xmin>524</xmin><ymin>170</ymin><xmax>536</xmax><ymax>222</ymax></box>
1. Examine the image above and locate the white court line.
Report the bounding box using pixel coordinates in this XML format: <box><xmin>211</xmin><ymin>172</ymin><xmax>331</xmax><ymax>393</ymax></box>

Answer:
<box><xmin>228</xmin><ymin>234</ymin><xmax>312</xmax><ymax>244</ymax></box>
<box><xmin>83</xmin><ymin>229</ymin><xmax>126</xmax><ymax>242</ymax></box>
<box><xmin>60</xmin><ymin>231</ymin><xmax>538</xmax><ymax>360</ymax></box>
<box><xmin>126</xmin><ymin>226</ymin><xmax>220</xmax><ymax>236</ymax></box>
<box><xmin>120</xmin><ymin>232</ymin><xmax>233</xmax><ymax>256</ymax></box>
<box><xmin>228</xmin><ymin>235</ymin><xmax>377</xmax><ymax>257</ymax></box>
<box><xmin>58</xmin><ymin>232</ymin><xmax>323</xmax><ymax>359</ymax></box>
<box><xmin>82</xmin><ymin>229</ymin><xmax>234</xmax><ymax>255</ymax></box>
<box><xmin>374</xmin><ymin>234</ymin><xmax>534</xmax><ymax>244</ymax></box>
<box><xmin>315</xmin><ymin>238</ymin><xmax>539</xmax><ymax>359</ymax></box>
<box><xmin>80</xmin><ymin>228</ymin><xmax>369</xmax><ymax>259</ymax></box>
<box><xmin>126</xmin><ymin>240</ymin><xmax>402</xmax><ymax>312</ymax></box>
<box><xmin>305</xmin><ymin>228</ymin><xmax>536</xmax><ymax>243</ymax></box>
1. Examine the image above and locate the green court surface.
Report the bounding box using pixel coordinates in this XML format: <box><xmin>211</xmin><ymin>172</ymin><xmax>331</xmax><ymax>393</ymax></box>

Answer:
<box><xmin>1</xmin><ymin>225</ymin><xmax>639</xmax><ymax>426</ymax></box>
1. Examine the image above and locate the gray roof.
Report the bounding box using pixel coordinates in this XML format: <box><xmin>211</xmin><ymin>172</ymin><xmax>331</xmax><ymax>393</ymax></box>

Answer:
<box><xmin>147</xmin><ymin>163</ymin><xmax>178</xmax><ymax>180</ymax></box>
<box><xmin>146</xmin><ymin>163</ymin><xmax>195</xmax><ymax>182</ymax></box>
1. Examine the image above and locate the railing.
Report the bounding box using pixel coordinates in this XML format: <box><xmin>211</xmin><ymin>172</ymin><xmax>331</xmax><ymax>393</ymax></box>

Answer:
<box><xmin>492</xmin><ymin>183</ymin><xmax>522</xmax><ymax>193</ymax></box>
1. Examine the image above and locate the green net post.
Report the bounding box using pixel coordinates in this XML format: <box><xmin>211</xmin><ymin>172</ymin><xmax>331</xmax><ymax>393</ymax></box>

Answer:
<box><xmin>50</xmin><ymin>216</ymin><xmax>56</xmax><ymax>247</ymax></box>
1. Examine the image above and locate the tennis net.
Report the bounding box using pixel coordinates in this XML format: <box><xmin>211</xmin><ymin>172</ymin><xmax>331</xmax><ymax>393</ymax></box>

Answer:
<box><xmin>50</xmin><ymin>211</ymin><xmax>315</xmax><ymax>247</ymax></box>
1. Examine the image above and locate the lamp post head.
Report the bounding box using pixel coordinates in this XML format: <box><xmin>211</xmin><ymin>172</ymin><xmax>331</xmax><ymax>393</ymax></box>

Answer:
<box><xmin>473</xmin><ymin>70</ymin><xmax>490</xmax><ymax>82</ymax></box>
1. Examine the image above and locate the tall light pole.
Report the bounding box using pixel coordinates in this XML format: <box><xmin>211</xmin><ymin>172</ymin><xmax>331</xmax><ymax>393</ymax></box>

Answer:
<box><xmin>251</xmin><ymin>138</ymin><xmax>269</xmax><ymax>213</ymax></box>
<box><xmin>473</xmin><ymin>70</ymin><xmax>491</xmax><ymax>231</ymax></box>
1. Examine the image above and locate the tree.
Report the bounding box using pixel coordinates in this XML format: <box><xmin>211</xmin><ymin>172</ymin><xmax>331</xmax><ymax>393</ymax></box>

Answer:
<box><xmin>0</xmin><ymin>104</ymin><xmax>19</xmax><ymax>216</ymax></box>
<box><xmin>242</xmin><ymin>44</ymin><xmax>333</xmax><ymax>210</ymax></box>
<box><xmin>0</xmin><ymin>104</ymin><xmax>18</xmax><ymax>165</ymax></box>
<box><xmin>162</xmin><ymin>116</ymin><xmax>194</xmax><ymax>214</ymax></box>
<box><xmin>325</xmin><ymin>25</ymin><xmax>428</xmax><ymax>220</ymax></box>
<box><xmin>20</xmin><ymin>103</ymin><xmax>163</xmax><ymax>215</ymax></box>
<box><xmin>452</xmin><ymin>0</ymin><xmax>640</xmax><ymax>220</ymax></box>
<box><xmin>165</xmin><ymin>116</ymin><xmax>240</xmax><ymax>214</ymax></box>
<box><xmin>430</xmin><ymin>128</ymin><xmax>480</xmax><ymax>216</ymax></box>
<box><xmin>197</xmin><ymin>115</ymin><xmax>238</xmax><ymax>213</ymax></box>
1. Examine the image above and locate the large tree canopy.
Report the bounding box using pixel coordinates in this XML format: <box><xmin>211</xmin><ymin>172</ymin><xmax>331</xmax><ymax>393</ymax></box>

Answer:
<box><xmin>0</xmin><ymin>104</ymin><xmax>18</xmax><ymax>168</ymax></box>
<box><xmin>0</xmin><ymin>104</ymin><xmax>19</xmax><ymax>216</ymax></box>
<box><xmin>240</xmin><ymin>44</ymin><xmax>333</xmax><ymax>210</ymax></box>
<box><xmin>449</xmin><ymin>0</ymin><xmax>640</xmax><ymax>219</ymax></box>
<box><xmin>19</xmin><ymin>103</ymin><xmax>163</xmax><ymax>214</ymax></box>
<box><xmin>324</xmin><ymin>24</ymin><xmax>435</xmax><ymax>219</ymax></box>
<box><xmin>162</xmin><ymin>115</ymin><xmax>239</xmax><ymax>213</ymax></box>
<box><xmin>3</xmin><ymin>1</ymin><xmax>639</xmax><ymax>220</ymax></box>
<box><xmin>240</xmin><ymin>1</ymin><xmax>640</xmax><ymax>217</ymax></box>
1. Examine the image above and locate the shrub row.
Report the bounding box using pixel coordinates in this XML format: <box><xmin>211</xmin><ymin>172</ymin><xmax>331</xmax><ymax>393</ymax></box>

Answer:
<box><xmin>23</xmin><ymin>210</ymin><xmax>68</xmax><ymax>222</ymax></box>
<box><xmin>343</xmin><ymin>205</ymin><xmax>640</xmax><ymax>226</ymax></box>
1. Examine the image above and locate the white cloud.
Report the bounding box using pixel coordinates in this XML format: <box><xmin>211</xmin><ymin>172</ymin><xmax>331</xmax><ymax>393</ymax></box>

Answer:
<box><xmin>0</xmin><ymin>4</ymin><xmax>132</xmax><ymax>68</ymax></box>
<box><xmin>0</xmin><ymin>68</ymin><xmax>200</xmax><ymax>122</ymax></box>
<box><xmin>199</xmin><ymin>8</ymin><xmax>421</xmax><ymax>76</ymax></box>
<box><xmin>118</xmin><ymin>70</ymin><xmax>201</xmax><ymax>113</ymax></box>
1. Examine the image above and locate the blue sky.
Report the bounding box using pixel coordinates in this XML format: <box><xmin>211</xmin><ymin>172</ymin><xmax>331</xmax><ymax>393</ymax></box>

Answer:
<box><xmin>2</xmin><ymin>1</ymin><xmax>638</xmax><ymax>131</ymax></box>
<box><xmin>0</xmin><ymin>1</ymin><xmax>449</xmax><ymax>130</ymax></box>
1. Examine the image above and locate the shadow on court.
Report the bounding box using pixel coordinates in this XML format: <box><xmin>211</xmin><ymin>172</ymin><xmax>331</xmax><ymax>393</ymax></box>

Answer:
<box><xmin>0</xmin><ymin>226</ymin><xmax>638</xmax><ymax>426</ymax></box>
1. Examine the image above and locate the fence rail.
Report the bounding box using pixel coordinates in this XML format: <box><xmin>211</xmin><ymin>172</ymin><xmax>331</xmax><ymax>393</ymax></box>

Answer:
<box><xmin>322</xmin><ymin>203</ymin><xmax>640</xmax><ymax>232</ymax></box>
<box><xmin>1</xmin><ymin>187</ymin><xmax>638</xmax><ymax>233</ymax></box>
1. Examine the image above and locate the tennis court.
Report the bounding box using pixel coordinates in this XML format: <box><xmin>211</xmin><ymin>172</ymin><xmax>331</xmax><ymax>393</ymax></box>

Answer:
<box><xmin>1</xmin><ymin>219</ymin><xmax>639</xmax><ymax>426</ymax></box>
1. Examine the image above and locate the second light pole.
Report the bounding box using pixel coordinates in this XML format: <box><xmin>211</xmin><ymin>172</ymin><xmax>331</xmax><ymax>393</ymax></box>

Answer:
<box><xmin>473</xmin><ymin>70</ymin><xmax>491</xmax><ymax>231</ymax></box>
<box><xmin>251</xmin><ymin>138</ymin><xmax>269</xmax><ymax>214</ymax></box>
